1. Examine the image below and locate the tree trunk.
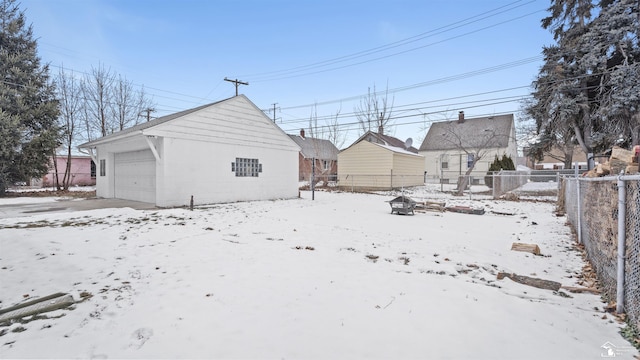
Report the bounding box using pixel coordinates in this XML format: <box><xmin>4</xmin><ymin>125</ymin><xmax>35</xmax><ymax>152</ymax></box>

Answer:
<box><xmin>563</xmin><ymin>143</ymin><xmax>574</xmax><ymax>169</ymax></box>
<box><xmin>631</xmin><ymin>122</ymin><xmax>640</xmax><ymax>147</ymax></box>
<box><xmin>0</xmin><ymin>176</ymin><xmax>7</xmax><ymax>197</ymax></box>
<box><xmin>52</xmin><ymin>151</ymin><xmax>61</xmax><ymax>191</ymax></box>
<box><xmin>63</xmin><ymin>145</ymin><xmax>73</xmax><ymax>190</ymax></box>
<box><xmin>455</xmin><ymin>160</ymin><xmax>477</xmax><ymax>196</ymax></box>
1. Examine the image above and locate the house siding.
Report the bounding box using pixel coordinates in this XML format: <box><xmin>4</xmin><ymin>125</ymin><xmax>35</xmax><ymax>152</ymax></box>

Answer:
<box><xmin>338</xmin><ymin>141</ymin><xmax>424</xmax><ymax>190</ymax></box>
<box><xmin>43</xmin><ymin>156</ymin><xmax>95</xmax><ymax>187</ymax></box>
<box><xmin>159</xmin><ymin>137</ymin><xmax>298</xmax><ymax>207</ymax></box>
<box><xmin>146</xmin><ymin>97</ymin><xmax>296</xmax><ymax>152</ymax></box>
<box><xmin>392</xmin><ymin>152</ymin><xmax>426</xmax><ymax>187</ymax></box>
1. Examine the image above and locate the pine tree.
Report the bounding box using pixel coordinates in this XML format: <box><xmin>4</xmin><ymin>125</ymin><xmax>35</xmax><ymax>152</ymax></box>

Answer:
<box><xmin>0</xmin><ymin>0</ymin><xmax>60</xmax><ymax>195</ymax></box>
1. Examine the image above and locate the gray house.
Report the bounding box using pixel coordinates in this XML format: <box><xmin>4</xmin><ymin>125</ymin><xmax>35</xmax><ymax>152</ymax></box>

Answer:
<box><xmin>418</xmin><ymin>112</ymin><xmax>516</xmax><ymax>184</ymax></box>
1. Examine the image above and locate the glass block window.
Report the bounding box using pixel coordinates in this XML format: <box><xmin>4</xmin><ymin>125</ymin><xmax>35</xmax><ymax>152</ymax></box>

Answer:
<box><xmin>232</xmin><ymin>158</ymin><xmax>262</xmax><ymax>177</ymax></box>
<box><xmin>99</xmin><ymin>159</ymin><xmax>106</xmax><ymax>176</ymax></box>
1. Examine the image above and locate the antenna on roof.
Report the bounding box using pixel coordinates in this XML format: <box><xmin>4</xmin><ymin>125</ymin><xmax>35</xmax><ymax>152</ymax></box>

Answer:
<box><xmin>404</xmin><ymin>138</ymin><xmax>413</xmax><ymax>149</ymax></box>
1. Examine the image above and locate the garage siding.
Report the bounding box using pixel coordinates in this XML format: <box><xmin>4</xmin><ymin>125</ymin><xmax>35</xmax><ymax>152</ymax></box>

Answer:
<box><xmin>114</xmin><ymin>150</ymin><xmax>156</xmax><ymax>203</ymax></box>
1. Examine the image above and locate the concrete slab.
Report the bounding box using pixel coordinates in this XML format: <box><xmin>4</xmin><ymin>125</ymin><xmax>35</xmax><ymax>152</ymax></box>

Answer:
<box><xmin>0</xmin><ymin>197</ymin><xmax>158</xmax><ymax>219</ymax></box>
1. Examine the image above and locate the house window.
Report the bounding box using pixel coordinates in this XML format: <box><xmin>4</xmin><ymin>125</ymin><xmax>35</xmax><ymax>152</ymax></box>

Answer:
<box><xmin>467</xmin><ymin>153</ymin><xmax>475</xmax><ymax>168</ymax></box>
<box><xmin>90</xmin><ymin>160</ymin><xmax>96</xmax><ymax>178</ymax></box>
<box><xmin>232</xmin><ymin>158</ymin><xmax>262</xmax><ymax>177</ymax></box>
<box><xmin>99</xmin><ymin>159</ymin><xmax>106</xmax><ymax>176</ymax></box>
<box><xmin>322</xmin><ymin>160</ymin><xmax>330</xmax><ymax>170</ymax></box>
<box><xmin>440</xmin><ymin>154</ymin><xmax>449</xmax><ymax>169</ymax></box>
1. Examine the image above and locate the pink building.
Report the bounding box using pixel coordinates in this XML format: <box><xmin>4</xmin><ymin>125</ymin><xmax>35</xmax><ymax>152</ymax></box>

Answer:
<box><xmin>42</xmin><ymin>155</ymin><xmax>96</xmax><ymax>187</ymax></box>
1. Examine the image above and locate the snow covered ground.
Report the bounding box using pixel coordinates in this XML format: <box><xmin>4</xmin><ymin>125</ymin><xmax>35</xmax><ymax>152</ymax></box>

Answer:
<box><xmin>1</xmin><ymin>184</ymin><xmax>638</xmax><ymax>359</ymax></box>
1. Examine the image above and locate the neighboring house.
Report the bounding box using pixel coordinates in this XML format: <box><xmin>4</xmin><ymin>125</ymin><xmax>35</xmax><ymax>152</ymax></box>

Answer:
<box><xmin>288</xmin><ymin>129</ymin><xmax>339</xmax><ymax>182</ymax></box>
<box><xmin>337</xmin><ymin>129</ymin><xmax>425</xmax><ymax>190</ymax></box>
<box><xmin>78</xmin><ymin>95</ymin><xmax>301</xmax><ymax>207</ymax></box>
<box><xmin>418</xmin><ymin>112</ymin><xmax>517</xmax><ymax>185</ymax></box>
<box><xmin>42</xmin><ymin>154</ymin><xmax>96</xmax><ymax>187</ymax></box>
<box><xmin>523</xmin><ymin>145</ymin><xmax>592</xmax><ymax>170</ymax></box>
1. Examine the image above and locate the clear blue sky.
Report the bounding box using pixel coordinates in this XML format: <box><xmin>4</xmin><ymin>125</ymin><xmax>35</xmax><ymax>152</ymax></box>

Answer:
<box><xmin>19</xmin><ymin>0</ymin><xmax>554</xmax><ymax>147</ymax></box>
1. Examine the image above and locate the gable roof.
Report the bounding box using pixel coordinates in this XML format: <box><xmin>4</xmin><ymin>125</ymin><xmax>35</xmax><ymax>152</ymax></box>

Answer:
<box><xmin>370</xmin><ymin>142</ymin><xmax>423</xmax><ymax>157</ymax></box>
<box><xmin>78</xmin><ymin>95</ymin><xmax>298</xmax><ymax>151</ymax></box>
<box><xmin>287</xmin><ymin>135</ymin><xmax>338</xmax><ymax>160</ymax></box>
<box><xmin>419</xmin><ymin>114</ymin><xmax>514</xmax><ymax>151</ymax></box>
<box><xmin>343</xmin><ymin>131</ymin><xmax>419</xmax><ymax>154</ymax></box>
<box><xmin>79</xmin><ymin>100</ymin><xmax>221</xmax><ymax>148</ymax></box>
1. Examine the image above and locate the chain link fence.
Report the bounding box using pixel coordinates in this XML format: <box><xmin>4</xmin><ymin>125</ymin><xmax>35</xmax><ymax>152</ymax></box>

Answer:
<box><xmin>336</xmin><ymin>174</ymin><xmax>426</xmax><ymax>192</ymax></box>
<box><xmin>561</xmin><ymin>175</ymin><xmax>640</xmax><ymax>331</ymax></box>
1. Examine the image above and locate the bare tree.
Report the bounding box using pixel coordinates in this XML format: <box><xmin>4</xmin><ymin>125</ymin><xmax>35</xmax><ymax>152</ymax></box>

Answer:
<box><xmin>306</xmin><ymin>104</ymin><xmax>342</xmax><ymax>186</ymax></box>
<box><xmin>417</xmin><ymin>110</ymin><xmax>454</xmax><ymax>145</ymax></box>
<box><xmin>112</xmin><ymin>75</ymin><xmax>153</xmax><ymax>130</ymax></box>
<box><xmin>55</xmin><ymin>66</ymin><xmax>83</xmax><ymax>190</ymax></box>
<box><xmin>83</xmin><ymin>63</ymin><xmax>115</xmax><ymax>137</ymax></box>
<box><xmin>355</xmin><ymin>84</ymin><xmax>394</xmax><ymax>135</ymax></box>
<box><xmin>437</xmin><ymin>118</ymin><xmax>513</xmax><ymax>196</ymax></box>
<box><xmin>326</xmin><ymin>106</ymin><xmax>347</xmax><ymax>150</ymax></box>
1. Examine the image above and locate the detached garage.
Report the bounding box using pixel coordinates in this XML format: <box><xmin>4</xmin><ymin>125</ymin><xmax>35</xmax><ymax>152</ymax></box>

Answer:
<box><xmin>338</xmin><ymin>131</ymin><xmax>425</xmax><ymax>191</ymax></box>
<box><xmin>79</xmin><ymin>95</ymin><xmax>300</xmax><ymax>207</ymax></box>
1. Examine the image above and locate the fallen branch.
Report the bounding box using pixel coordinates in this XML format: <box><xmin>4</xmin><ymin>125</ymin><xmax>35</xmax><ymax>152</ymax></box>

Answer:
<box><xmin>490</xmin><ymin>210</ymin><xmax>515</xmax><ymax>216</ymax></box>
<box><xmin>445</xmin><ymin>206</ymin><xmax>485</xmax><ymax>215</ymax></box>
<box><xmin>560</xmin><ymin>286</ymin><xmax>600</xmax><ymax>294</ymax></box>
<box><xmin>497</xmin><ymin>272</ymin><xmax>561</xmax><ymax>291</ymax></box>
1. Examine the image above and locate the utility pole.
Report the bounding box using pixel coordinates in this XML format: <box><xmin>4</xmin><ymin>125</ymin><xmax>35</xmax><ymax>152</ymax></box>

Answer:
<box><xmin>144</xmin><ymin>108</ymin><xmax>155</xmax><ymax>122</ymax></box>
<box><xmin>271</xmin><ymin>103</ymin><xmax>278</xmax><ymax>122</ymax></box>
<box><xmin>138</xmin><ymin>108</ymin><xmax>155</xmax><ymax>122</ymax></box>
<box><xmin>224</xmin><ymin>77</ymin><xmax>249</xmax><ymax>96</ymax></box>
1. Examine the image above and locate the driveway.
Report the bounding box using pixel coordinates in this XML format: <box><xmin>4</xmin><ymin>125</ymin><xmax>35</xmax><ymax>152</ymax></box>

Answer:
<box><xmin>0</xmin><ymin>197</ymin><xmax>158</xmax><ymax>219</ymax></box>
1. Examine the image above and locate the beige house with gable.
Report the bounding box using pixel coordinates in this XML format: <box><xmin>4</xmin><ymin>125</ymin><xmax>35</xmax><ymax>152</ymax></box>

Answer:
<box><xmin>338</xmin><ymin>130</ymin><xmax>425</xmax><ymax>190</ymax></box>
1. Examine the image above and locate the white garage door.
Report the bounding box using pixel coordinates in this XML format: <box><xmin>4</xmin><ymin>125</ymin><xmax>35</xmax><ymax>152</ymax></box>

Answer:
<box><xmin>114</xmin><ymin>149</ymin><xmax>156</xmax><ymax>203</ymax></box>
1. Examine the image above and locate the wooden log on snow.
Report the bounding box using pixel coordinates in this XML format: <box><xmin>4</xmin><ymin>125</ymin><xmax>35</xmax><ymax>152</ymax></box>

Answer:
<box><xmin>417</xmin><ymin>201</ymin><xmax>446</xmax><ymax>212</ymax></box>
<box><xmin>510</xmin><ymin>242</ymin><xmax>541</xmax><ymax>255</ymax></box>
<box><xmin>496</xmin><ymin>272</ymin><xmax>561</xmax><ymax>291</ymax></box>
<box><xmin>445</xmin><ymin>206</ymin><xmax>485</xmax><ymax>215</ymax></box>
<box><xmin>560</xmin><ymin>285</ymin><xmax>600</xmax><ymax>294</ymax></box>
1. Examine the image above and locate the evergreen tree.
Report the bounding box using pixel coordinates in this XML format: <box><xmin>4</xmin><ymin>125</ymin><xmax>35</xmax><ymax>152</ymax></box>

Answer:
<box><xmin>581</xmin><ymin>0</ymin><xmax>640</xmax><ymax>147</ymax></box>
<box><xmin>485</xmin><ymin>154</ymin><xmax>515</xmax><ymax>188</ymax></box>
<box><xmin>0</xmin><ymin>0</ymin><xmax>60</xmax><ymax>195</ymax></box>
<box><xmin>526</xmin><ymin>0</ymin><xmax>639</xmax><ymax>162</ymax></box>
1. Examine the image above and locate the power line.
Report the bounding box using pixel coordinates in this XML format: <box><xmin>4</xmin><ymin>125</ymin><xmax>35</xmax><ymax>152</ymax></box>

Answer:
<box><xmin>236</xmin><ymin>0</ymin><xmax>539</xmax><ymax>81</ymax></box>
<box><xmin>279</xmin><ymin>56</ymin><xmax>543</xmax><ymax>110</ymax></box>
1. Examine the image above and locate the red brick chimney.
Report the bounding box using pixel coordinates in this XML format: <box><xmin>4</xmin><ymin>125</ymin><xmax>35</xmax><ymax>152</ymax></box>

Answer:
<box><xmin>300</xmin><ymin>129</ymin><xmax>305</xmax><ymax>138</ymax></box>
<box><xmin>458</xmin><ymin>111</ymin><xmax>465</xmax><ymax>123</ymax></box>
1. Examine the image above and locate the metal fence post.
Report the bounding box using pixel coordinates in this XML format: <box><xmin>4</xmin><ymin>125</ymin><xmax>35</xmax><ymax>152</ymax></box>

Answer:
<box><xmin>616</xmin><ymin>175</ymin><xmax>626</xmax><ymax>314</ymax></box>
<box><xmin>576</xmin><ymin>177</ymin><xmax>582</xmax><ymax>244</ymax></box>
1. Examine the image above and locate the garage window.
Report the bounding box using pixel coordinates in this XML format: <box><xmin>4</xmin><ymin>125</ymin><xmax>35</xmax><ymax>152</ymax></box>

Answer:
<box><xmin>232</xmin><ymin>158</ymin><xmax>262</xmax><ymax>177</ymax></box>
<box><xmin>99</xmin><ymin>159</ymin><xmax>106</xmax><ymax>176</ymax></box>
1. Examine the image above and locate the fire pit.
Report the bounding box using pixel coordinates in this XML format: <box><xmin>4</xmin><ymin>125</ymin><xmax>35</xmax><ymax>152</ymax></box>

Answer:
<box><xmin>388</xmin><ymin>196</ymin><xmax>417</xmax><ymax>215</ymax></box>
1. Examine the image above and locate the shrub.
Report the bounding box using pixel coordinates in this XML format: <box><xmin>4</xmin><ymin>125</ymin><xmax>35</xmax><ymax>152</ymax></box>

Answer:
<box><xmin>485</xmin><ymin>154</ymin><xmax>515</xmax><ymax>188</ymax></box>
